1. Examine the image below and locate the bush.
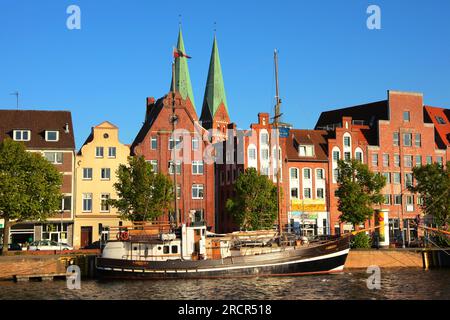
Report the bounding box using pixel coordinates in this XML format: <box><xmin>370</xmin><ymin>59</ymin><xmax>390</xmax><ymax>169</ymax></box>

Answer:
<box><xmin>351</xmin><ymin>232</ymin><xmax>372</xmax><ymax>249</ymax></box>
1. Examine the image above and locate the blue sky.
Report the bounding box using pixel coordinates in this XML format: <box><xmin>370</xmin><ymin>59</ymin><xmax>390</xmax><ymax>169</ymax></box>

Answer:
<box><xmin>1</xmin><ymin>0</ymin><xmax>450</xmax><ymax>149</ymax></box>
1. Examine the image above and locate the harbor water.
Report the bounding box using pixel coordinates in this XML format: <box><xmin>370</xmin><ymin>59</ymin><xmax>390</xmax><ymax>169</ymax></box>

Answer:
<box><xmin>0</xmin><ymin>268</ymin><xmax>449</xmax><ymax>300</ymax></box>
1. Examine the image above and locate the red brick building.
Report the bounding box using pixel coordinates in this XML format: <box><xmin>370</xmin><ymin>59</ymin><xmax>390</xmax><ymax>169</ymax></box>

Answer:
<box><xmin>316</xmin><ymin>90</ymin><xmax>448</xmax><ymax>244</ymax></box>
<box><xmin>0</xmin><ymin>110</ymin><xmax>75</xmax><ymax>246</ymax></box>
<box><xmin>424</xmin><ymin>105</ymin><xmax>450</xmax><ymax>160</ymax></box>
<box><xmin>130</xmin><ymin>28</ymin><xmax>223</xmax><ymax>231</ymax></box>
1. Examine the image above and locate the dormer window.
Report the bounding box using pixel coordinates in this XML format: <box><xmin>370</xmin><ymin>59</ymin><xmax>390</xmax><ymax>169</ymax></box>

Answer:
<box><xmin>13</xmin><ymin>130</ymin><xmax>30</xmax><ymax>141</ymax></box>
<box><xmin>45</xmin><ymin>130</ymin><xmax>59</xmax><ymax>142</ymax></box>
<box><xmin>299</xmin><ymin>145</ymin><xmax>314</xmax><ymax>157</ymax></box>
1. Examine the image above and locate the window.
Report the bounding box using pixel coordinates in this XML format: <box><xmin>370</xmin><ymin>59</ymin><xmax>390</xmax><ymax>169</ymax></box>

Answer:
<box><xmin>163</xmin><ymin>246</ymin><xmax>170</xmax><ymax>254</ymax></box>
<box><xmin>82</xmin><ymin>168</ymin><xmax>93</xmax><ymax>180</ymax></box>
<box><xmin>355</xmin><ymin>151</ymin><xmax>363</xmax><ymax>162</ymax></box>
<box><xmin>290</xmin><ymin>168</ymin><xmax>298</xmax><ymax>179</ymax></box>
<box><xmin>303</xmin><ymin>188</ymin><xmax>311</xmax><ymax>199</ymax></box>
<box><xmin>403</xmin><ymin>111</ymin><xmax>410</xmax><ymax>122</ymax></box>
<box><xmin>193</xmin><ymin>210</ymin><xmax>204</xmax><ymax>222</ymax></box>
<box><xmin>436</xmin><ymin>116</ymin><xmax>447</xmax><ymax>125</ymax></box>
<box><xmin>405</xmin><ymin>173</ymin><xmax>413</xmax><ymax>187</ymax></box>
<box><xmin>45</xmin><ymin>131</ymin><xmax>59</xmax><ymax>142</ymax></box>
<box><xmin>60</xmin><ymin>196</ymin><xmax>72</xmax><ymax>211</ymax></box>
<box><xmin>393</xmin><ymin>132</ymin><xmax>399</xmax><ymax>146</ymax></box>
<box><xmin>332</xmin><ymin>151</ymin><xmax>340</xmax><ymax>161</ymax></box>
<box><xmin>344</xmin><ymin>136</ymin><xmax>351</xmax><ymax>147</ymax></box>
<box><xmin>82</xmin><ymin>193</ymin><xmax>92</xmax><ymax>212</ymax></box>
<box><xmin>403</xmin><ymin>133</ymin><xmax>412</xmax><ymax>147</ymax></box>
<box><xmin>383</xmin><ymin>172</ymin><xmax>391</xmax><ymax>184</ymax></box>
<box><xmin>108</xmin><ymin>147</ymin><xmax>116</xmax><ymax>158</ymax></box>
<box><xmin>13</xmin><ymin>130</ymin><xmax>30</xmax><ymax>141</ymax></box>
<box><xmin>169</xmin><ymin>137</ymin><xmax>182</xmax><ymax>150</ymax></box>
<box><xmin>316</xmin><ymin>188</ymin><xmax>324</xmax><ymax>199</ymax></box>
<box><xmin>382</xmin><ymin>154</ymin><xmax>389</xmax><ymax>167</ymax></box>
<box><xmin>171</xmin><ymin>245</ymin><xmax>178</xmax><ymax>254</ymax></box>
<box><xmin>436</xmin><ymin>156</ymin><xmax>443</xmax><ymax>166</ymax></box>
<box><xmin>393</xmin><ymin>172</ymin><xmax>401</xmax><ymax>184</ymax></box>
<box><xmin>192</xmin><ymin>137</ymin><xmax>199</xmax><ymax>150</ymax></box>
<box><xmin>291</xmin><ymin>188</ymin><xmax>299</xmax><ymax>199</ymax></box>
<box><xmin>344</xmin><ymin>152</ymin><xmax>351</xmax><ymax>161</ymax></box>
<box><xmin>44</xmin><ymin>152</ymin><xmax>63</xmax><ymax>164</ymax></box>
<box><xmin>260</xmin><ymin>133</ymin><xmax>269</xmax><ymax>144</ymax></box>
<box><xmin>261</xmin><ymin>149</ymin><xmax>269</xmax><ymax>160</ymax></box>
<box><xmin>248</xmin><ymin>148</ymin><xmax>256</xmax><ymax>160</ymax></box>
<box><xmin>404</xmin><ymin>155</ymin><xmax>413</xmax><ymax>168</ymax></box>
<box><xmin>406</xmin><ymin>195</ymin><xmax>414</xmax><ymax>206</ymax></box>
<box><xmin>426</xmin><ymin>156</ymin><xmax>432</xmax><ymax>165</ymax></box>
<box><xmin>394</xmin><ymin>194</ymin><xmax>402</xmax><ymax>205</ymax></box>
<box><xmin>101</xmin><ymin>168</ymin><xmax>111</xmax><ymax>180</ymax></box>
<box><xmin>151</xmin><ymin>136</ymin><xmax>158</xmax><ymax>150</ymax></box>
<box><xmin>333</xmin><ymin>168</ymin><xmax>340</xmax><ymax>181</ymax></box>
<box><xmin>261</xmin><ymin>166</ymin><xmax>269</xmax><ymax>176</ymax></box>
<box><xmin>316</xmin><ymin>169</ymin><xmax>324</xmax><ymax>180</ymax></box>
<box><xmin>394</xmin><ymin>154</ymin><xmax>400</xmax><ymax>167</ymax></box>
<box><xmin>383</xmin><ymin>195</ymin><xmax>391</xmax><ymax>205</ymax></box>
<box><xmin>192</xmin><ymin>161</ymin><xmax>204</xmax><ymax>175</ymax></box>
<box><xmin>192</xmin><ymin>184</ymin><xmax>204</xmax><ymax>199</ymax></box>
<box><xmin>299</xmin><ymin>145</ymin><xmax>314</xmax><ymax>157</ymax></box>
<box><xmin>303</xmin><ymin>168</ymin><xmax>311</xmax><ymax>179</ymax></box>
<box><xmin>415</xmin><ymin>155</ymin><xmax>422</xmax><ymax>167</ymax></box>
<box><xmin>96</xmin><ymin>147</ymin><xmax>104</xmax><ymax>158</ymax></box>
<box><xmin>100</xmin><ymin>194</ymin><xmax>110</xmax><ymax>212</ymax></box>
<box><xmin>169</xmin><ymin>161</ymin><xmax>181</xmax><ymax>175</ymax></box>
<box><xmin>176</xmin><ymin>184</ymin><xmax>181</xmax><ymax>199</ymax></box>
<box><xmin>372</xmin><ymin>154</ymin><xmax>378</xmax><ymax>166</ymax></box>
<box><xmin>148</xmin><ymin>160</ymin><xmax>158</xmax><ymax>173</ymax></box>
<box><xmin>415</xmin><ymin>134</ymin><xmax>421</xmax><ymax>147</ymax></box>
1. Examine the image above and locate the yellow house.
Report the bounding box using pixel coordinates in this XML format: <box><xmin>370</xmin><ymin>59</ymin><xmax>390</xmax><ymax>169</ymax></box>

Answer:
<box><xmin>73</xmin><ymin>121</ymin><xmax>130</xmax><ymax>249</ymax></box>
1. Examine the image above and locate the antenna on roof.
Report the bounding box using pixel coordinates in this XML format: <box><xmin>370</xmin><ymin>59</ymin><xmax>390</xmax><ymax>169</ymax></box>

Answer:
<box><xmin>10</xmin><ymin>91</ymin><xmax>19</xmax><ymax>109</ymax></box>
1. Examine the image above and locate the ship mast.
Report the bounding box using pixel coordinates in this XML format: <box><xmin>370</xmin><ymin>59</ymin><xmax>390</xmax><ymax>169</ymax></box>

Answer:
<box><xmin>273</xmin><ymin>49</ymin><xmax>283</xmax><ymax>239</ymax></box>
<box><xmin>171</xmin><ymin>61</ymin><xmax>178</xmax><ymax>226</ymax></box>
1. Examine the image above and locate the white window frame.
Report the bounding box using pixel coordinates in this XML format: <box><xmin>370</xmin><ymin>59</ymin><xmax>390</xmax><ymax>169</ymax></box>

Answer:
<box><xmin>13</xmin><ymin>130</ymin><xmax>31</xmax><ymax>141</ymax></box>
<box><xmin>96</xmin><ymin>146</ymin><xmax>104</xmax><ymax>158</ymax></box>
<box><xmin>45</xmin><ymin>130</ymin><xmax>59</xmax><ymax>142</ymax></box>
<box><xmin>100</xmin><ymin>193</ymin><xmax>110</xmax><ymax>213</ymax></box>
<box><xmin>82</xmin><ymin>193</ymin><xmax>93</xmax><ymax>212</ymax></box>
<box><xmin>101</xmin><ymin>168</ymin><xmax>111</xmax><ymax>180</ymax></box>
<box><xmin>192</xmin><ymin>184</ymin><xmax>204</xmax><ymax>199</ymax></box>
<box><xmin>44</xmin><ymin>152</ymin><xmax>63</xmax><ymax>164</ymax></box>
<box><xmin>82</xmin><ymin>168</ymin><xmax>93</xmax><ymax>180</ymax></box>
<box><xmin>192</xmin><ymin>161</ymin><xmax>204</xmax><ymax>175</ymax></box>
<box><xmin>108</xmin><ymin>147</ymin><xmax>116</xmax><ymax>158</ymax></box>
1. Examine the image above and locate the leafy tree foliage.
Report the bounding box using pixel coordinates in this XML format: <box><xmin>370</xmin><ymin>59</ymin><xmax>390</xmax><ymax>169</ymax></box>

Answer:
<box><xmin>109</xmin><ymin>156</ymin><xmax>173</xmax><ymax>221</ymax></box>
<box><xmin>336</xmin><ymin>159</ymin><xmax>386</xmax><ymax>226</ymax></box>
<box><xmin>225</xmin><ymin>168</ymin><xmax>279</xmax><ymax>231</ymax></box>
<box><xmin>409</xmin><ymin>162</ymin><xmax>450</xmax><ymax>228</ymax></box>
<box><xmin>0</xmin><ymin>139</ymin><xmax>62</xmax><ymax>254</ymax></box>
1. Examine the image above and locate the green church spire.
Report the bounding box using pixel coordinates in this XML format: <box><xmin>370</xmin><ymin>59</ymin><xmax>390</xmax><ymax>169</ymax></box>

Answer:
<box><xmin>201</xmin><ymin>35</ymin><xmax>228</xmax><ymax>119</ymax></box>
<box><xmin>171</xmin><ymin>27</ymin><xmax>195</xmax><ymax>109</ymax></box>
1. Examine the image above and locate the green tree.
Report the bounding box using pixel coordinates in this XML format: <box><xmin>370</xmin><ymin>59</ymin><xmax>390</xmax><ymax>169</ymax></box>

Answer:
<box><xmin>109</xmin><ymin>156</ymin><xmax>173</xmax><ymax>222</ymax></box>
<box><xmin>0</xmin><ymin>139</ymin><xmax>62</xmax><ymax>255</ymax></box>
<box><xmin>409</xmin><ymin>162</ymin><xmax>450</xmax><ymax>228</ymax></box>
<box><xmin>336</xmin><ymin>159</ymin><xmax>386</xmax><ymax>226</ymax></box>
<box><xmin>225</xmin><ymin>168</ymin><xmax>279</xmax><ymax>230</ymax></box>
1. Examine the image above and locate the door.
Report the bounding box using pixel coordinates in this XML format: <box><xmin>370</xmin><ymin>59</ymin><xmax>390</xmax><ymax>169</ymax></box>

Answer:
<box><xmin>80</xmin><ymin>227</ymin><xmax>92</xmax><ymax>248</ymax></box>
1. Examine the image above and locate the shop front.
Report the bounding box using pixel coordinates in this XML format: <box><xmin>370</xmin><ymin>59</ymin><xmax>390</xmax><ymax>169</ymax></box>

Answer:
<box><xmin>289</xmin><ymin>199</ymin><xmax>329</xmax><ymax>238</ymax></box>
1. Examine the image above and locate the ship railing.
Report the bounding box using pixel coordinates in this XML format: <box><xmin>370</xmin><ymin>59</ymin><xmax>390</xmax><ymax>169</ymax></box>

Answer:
<box><xmin>106</xmin><ymin>221</ymin><xmax>173</xmax><ymax>242</ymax></box>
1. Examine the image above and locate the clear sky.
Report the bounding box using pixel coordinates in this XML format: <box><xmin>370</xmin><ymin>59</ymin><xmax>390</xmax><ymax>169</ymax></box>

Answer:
<box><xmin>1</xmin><ymin>0</ymin><xmax>450</xmax><ymax>149</ymax></box>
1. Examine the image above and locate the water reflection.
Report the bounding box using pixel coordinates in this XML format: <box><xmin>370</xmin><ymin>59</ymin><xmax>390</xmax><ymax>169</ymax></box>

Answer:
<box><xmin>0</xmin><ymin>269</ymin><xmax>449</xmax><ymax>300</ymax></box>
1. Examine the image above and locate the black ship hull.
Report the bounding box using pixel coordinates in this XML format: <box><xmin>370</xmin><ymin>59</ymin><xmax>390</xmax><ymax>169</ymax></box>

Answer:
<box><xmin>96</xmin><ymin>236</ymin><xmax>350</xmax><ymax>279</ymax></box>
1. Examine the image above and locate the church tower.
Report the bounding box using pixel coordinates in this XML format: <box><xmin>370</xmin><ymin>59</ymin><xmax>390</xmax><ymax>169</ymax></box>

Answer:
<box><xmin>200</xmin><ymin>35</ymin><xmax>230</xmax><ymax>140</ymax></box>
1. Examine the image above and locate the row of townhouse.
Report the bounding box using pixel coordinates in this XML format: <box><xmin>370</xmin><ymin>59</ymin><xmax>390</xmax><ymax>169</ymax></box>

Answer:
<box><xmin>217</xmin><ymin>90</ymin><xmax>450</xmax><ymax>247</ymax></box>
<box><xmin>1</xmin><ymin>27</ymin><xmax>449</xmax><ymax>248</ymax></box>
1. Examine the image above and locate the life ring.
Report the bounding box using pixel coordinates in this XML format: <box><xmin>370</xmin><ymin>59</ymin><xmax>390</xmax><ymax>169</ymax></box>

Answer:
<box><xmin>120</xmin><ymin>231</ymin><xmax>130</xmax><ymax>241</ymax></box>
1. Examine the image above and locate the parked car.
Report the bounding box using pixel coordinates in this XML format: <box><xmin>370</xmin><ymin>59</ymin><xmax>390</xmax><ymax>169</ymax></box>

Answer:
<box><xmin>28</xmin><ymin>240</ymin><xmax>73</xmax><ymax>251</ymax></box>
<box><xmin>0</xmin><ymin>243</ymin><xmax>23</xmax><ymax>253</ymax></box>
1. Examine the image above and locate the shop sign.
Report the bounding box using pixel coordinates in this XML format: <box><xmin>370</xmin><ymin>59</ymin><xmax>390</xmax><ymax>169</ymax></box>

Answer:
<box><xmin>289</xmin><ymin>211</ymin><xmax>318</xmax><ymax>220</ymax></box>
<box><xmin>0</xmin><ymin>219</ymin><xmax>4</xmax><ymax>228</ymax></box>
<box><xmin>291</xmin><ymin>199</ymin><xmax>326</xmax><ymax>212</ymax></box>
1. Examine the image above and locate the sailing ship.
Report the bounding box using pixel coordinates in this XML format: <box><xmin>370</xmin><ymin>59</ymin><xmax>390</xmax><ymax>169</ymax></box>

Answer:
<box><xmin>96</xmin><ymin>50</ymin><xmax>351</xmax><ymax>279</ymax></box>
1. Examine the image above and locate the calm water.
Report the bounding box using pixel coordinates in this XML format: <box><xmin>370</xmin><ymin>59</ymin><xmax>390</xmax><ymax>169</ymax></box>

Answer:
<box><xmin>0</xmin><ymin>269</ymin><xmax>449</xmax><ymax>300</ymax></box>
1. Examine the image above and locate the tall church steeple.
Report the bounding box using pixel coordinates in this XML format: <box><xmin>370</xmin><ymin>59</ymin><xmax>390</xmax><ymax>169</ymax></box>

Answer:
<box><xmin>170</xmin><ymin>26</ymin><xmax>196</xmax><ymax>109</ymax></box>
<box><xmin>200</xmin><ymin>35</ymin><xmax>230</xmax><ymax>136</ymax></box>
